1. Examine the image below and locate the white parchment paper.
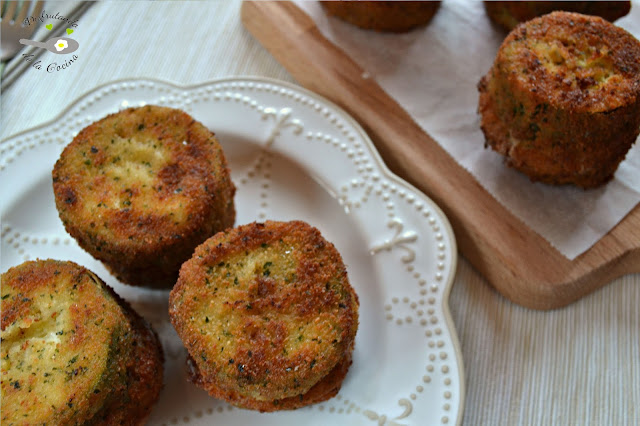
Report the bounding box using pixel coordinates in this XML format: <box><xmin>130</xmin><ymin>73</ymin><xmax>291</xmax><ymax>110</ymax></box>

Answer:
<box><xmin>295</xmin><ymin>0</ymin><xmax>640</xmax><ymax>259</ymax></box>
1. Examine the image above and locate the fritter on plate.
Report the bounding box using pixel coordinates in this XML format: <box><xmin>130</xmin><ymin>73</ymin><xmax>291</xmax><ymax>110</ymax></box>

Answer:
<box><xmin>1</xmin><ymin>259</ymin><xmax>163</xmax><ymax>425</ymax></box>
<box><xmin>53</xmin><ymin>105</ymin><xmax>236</xmax><ymax>289</ymax></box>
<box><xmin>169</xmin><ymin>220</ymin><xmax>359</xmax><ymax>411</ymax></box>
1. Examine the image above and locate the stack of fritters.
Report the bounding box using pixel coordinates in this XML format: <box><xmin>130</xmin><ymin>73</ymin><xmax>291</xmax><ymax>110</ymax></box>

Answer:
<box><xmin>53</xmin><ymin>105</ymin><xmax>236</xmax><ymax>289</ymax></box>
<box><xmin>169</xmin><ymin>221</ymin><xmax>359</xmax><ymax>412</ymax></box>
<box><xmin>478</xmin><ymin>11</ymin><xmax>640</xmax><ymax>188</ymax></box>
<box><xmin>1</xmin><ymin>259</ymin><xmax>163</xmax><ymax>425</ymax></box>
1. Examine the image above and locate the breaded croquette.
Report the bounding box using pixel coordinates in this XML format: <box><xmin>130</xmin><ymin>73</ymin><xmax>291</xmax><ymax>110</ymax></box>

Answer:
<box><xmin>52</xmin><ymin>105</ymin><xmax>235</xmax><ymax>289</ymax></box>
<box><xmin>478</xmin><ymin>12</ymin><xmax>640</xmax><ymax>188</ymax></box>
<box><xmin>169</xmin><ymin>221</ymin><xmax>359</xmax><ymax>411</ymax></box>
<box><xmin>1</xmin><ymin>259</ymin><xmax>163</xmax><ymax>425</ymax></box>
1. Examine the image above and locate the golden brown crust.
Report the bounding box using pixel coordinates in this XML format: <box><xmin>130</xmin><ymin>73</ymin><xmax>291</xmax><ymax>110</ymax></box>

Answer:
<box><xmin>52</xmin><ymin>105</ymin><xmax>235</xmax><ymax>288</ymax></box>
<box><xmin>1</xmin><ymin>260</ymin><xmax>163</xmax><ymax>425</ymax></box>
<box><xmin>91</xmin><ymin>286</ymin><xmax>164</xmax><ymax>425</ymax></box>
<box><xmin>169</xmin><ymin>220</ymin><xmax>359</xmax><ymax>406</ymax></box>
<box><xmin>1</xmin><ymin>260</ymin><xmax>129</xmax><ymax>425</ymax></box>
<box><xmin>121</xmin><ymin>316</ymin><xmax>164</xmax><ymax>425</ymax></box>
<box><xmin>484</xmin><ymin>1</ymin><xmax>631</xmax><ymax>32</ymax></box>
<box><xmin>186</xmin><ymin>352</ymin><xmax>353</xmax><ymax>412</ymax></box>
<box><xmin>320</xmin><ymin>1</ymin><xmax>441</xmax><ymax>33</ymax></box>
<box><xmin>478</xmin><ymin>12</ymin><xmax>640</xmax><ymax>187</ymax></box>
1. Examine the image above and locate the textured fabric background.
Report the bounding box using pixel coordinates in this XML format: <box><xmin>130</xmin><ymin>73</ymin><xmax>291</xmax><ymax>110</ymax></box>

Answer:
<box><xmin>1</xmin><ymin>1</ymin><xmax>638</xmax><ymax>425</ymax></box>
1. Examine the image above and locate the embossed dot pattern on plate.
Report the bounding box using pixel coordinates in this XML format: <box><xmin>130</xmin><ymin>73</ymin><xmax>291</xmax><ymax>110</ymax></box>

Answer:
<box><xmin>0</xmin><ymin>78</ymin><xmax>462</xmax><ymax>426</ymax></box>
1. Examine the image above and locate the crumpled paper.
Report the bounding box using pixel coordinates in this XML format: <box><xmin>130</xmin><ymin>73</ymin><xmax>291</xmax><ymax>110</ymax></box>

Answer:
<box><xmin>295</xmin><ymin>0</ymin><xmax>640</xmax><ymax>260</ymax></box>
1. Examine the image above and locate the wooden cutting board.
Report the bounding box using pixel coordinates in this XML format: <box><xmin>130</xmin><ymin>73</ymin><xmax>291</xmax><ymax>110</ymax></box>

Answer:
<box><xmin>241</xmin><ymin>1</ymin><xmax>640</xmax><ymax>310</ymax></box>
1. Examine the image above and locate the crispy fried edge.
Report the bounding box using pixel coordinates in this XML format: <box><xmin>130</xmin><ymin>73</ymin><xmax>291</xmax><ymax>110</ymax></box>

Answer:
<box><xmin>479</xmin><ymin>77</ymin><xmax>638</xmax><ymax>187</ymax></box>
<box><xmin>186</xmin><ymin>351</ymin><xmax>353</xmax><ymax>412</ymax></box>
<box><xmin>89</xmin><ymin>292</ymin><xmax>164</xmax><ymax>426</ymax></box>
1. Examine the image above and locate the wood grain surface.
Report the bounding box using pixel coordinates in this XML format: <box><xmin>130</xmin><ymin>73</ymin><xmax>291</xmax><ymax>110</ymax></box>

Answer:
<box><xmin>240</xmin><ymin>0</ymin><xmax>640</xmax><ymax>310</ymax></box>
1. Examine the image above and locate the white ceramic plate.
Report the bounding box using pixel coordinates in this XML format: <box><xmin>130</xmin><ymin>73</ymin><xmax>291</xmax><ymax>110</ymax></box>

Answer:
<box><xmin>0</xmin><ymin>78</ymin><xmax>464</xmax><ymax>426</ymax></box>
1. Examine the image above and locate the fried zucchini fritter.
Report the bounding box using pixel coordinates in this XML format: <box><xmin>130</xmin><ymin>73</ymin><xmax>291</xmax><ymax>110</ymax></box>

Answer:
<box><xmin>53</xmin><ymin>105</ymin><xmax>236</xmax><ymax>289</ymax></box>
<box><xmin>1</xmin><ymin>260</ymin><xmax>163</xmax><ymax>425</ymax></box>
<box><xmin>169</xmin><ymin>221</ymin><xmax>359</xmax><ymax>409</ymax></box>
<box><xmin>1</xmin><ymin>260</ymin><xmax>131</xmax><ymax>425</ymax></box>
<box><xmin>478</xmin><ymin>12</ymin><xmax>640</xmax><ymax>188</ymax></box>
<box><xmin>320</xmin><ymin>1</ymin><xmax>441</xmax><ymax>33</ymax></box>
<box><xmin>484</xmin><ymin>1</ymin><xmax>631</xmax><ymax>32</ymax></box>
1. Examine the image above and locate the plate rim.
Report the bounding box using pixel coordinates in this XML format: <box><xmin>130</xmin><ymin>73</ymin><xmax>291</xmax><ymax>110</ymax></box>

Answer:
<box><xmin>0</xmin><ymin>76</ymin><xmax>465</xmax><ymax>425</ymax></box>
